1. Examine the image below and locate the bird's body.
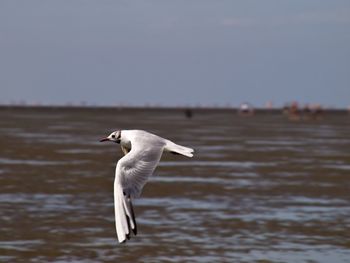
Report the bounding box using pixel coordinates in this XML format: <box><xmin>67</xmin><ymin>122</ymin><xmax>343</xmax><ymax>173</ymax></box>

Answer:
<box><xmin>100</xmin><ymin>129</ymin><xmax>194</xmax><ymax>243</ymax></box>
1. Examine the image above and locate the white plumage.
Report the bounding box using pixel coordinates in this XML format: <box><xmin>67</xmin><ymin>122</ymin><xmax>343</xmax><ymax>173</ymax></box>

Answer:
<box><xmin>100</xmin><ymin>129</ymin><xmax>194</xmax><ymax>243</ymax></box>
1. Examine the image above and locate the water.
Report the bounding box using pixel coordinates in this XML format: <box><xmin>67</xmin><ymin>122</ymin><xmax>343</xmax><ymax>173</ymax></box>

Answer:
<box><xmin>0</xmin><ymin>107</ymin><xmax>349</xmax><ymax>262</ymax></box>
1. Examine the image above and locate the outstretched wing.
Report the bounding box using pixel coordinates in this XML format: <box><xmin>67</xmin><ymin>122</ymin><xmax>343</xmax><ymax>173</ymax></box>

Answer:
<box><xmin>116</xmin><ymin>144</ymin><xmax>164</xmax><ymax>198</ymax></box>
<box><xmin>113</xmin><ymin>139</ymin><xmax>164</xmax><ymax>242</ymax></box>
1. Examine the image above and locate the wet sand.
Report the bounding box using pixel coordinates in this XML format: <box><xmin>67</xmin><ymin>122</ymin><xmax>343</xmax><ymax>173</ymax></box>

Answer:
<box><xmin>0</xmin><ymin>107</ymin><xmax>349</xmax><ymax>262</ymax></box>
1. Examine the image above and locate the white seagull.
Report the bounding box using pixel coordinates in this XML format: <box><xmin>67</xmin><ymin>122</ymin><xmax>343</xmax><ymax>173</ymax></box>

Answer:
<box><xmin>100</xmin><ymin>129</ymin><xmax>194</xmax><ymax>243</ymax></box>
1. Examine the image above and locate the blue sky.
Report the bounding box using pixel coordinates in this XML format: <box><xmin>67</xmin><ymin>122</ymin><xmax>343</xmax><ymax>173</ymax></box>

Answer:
<box><xmin>0</xmin><ymin>0</ymin><xmax>349</xmax><ymax>107</ymax></box>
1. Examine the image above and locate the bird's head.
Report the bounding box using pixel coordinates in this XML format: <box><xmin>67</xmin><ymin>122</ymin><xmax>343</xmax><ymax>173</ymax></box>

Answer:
<box><xmin>100</xmin><ymin>130</ymin><xmax>121</xmax><ymax>144</ymax></box>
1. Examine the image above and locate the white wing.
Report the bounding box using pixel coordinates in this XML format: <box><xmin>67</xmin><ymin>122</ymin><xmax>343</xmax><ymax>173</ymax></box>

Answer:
<box><xmin>116</xmin><ymin>143</ymin><xmax>164</xmax><ymax>198</ymax></box>
<box><xmin>113</xmin><ymin>139</ymin><xmax>164</xmax><ymax>243</ymax></box>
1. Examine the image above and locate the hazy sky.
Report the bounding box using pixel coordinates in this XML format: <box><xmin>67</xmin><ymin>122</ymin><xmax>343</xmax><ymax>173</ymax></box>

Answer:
<box><xmin>1</xmin><ymin>0</ymin><xmax>349</xmax><ymax>107</ymax></box>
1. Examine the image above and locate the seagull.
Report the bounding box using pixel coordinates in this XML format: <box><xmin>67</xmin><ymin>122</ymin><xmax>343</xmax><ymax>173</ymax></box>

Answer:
<box><xmin>100</xmin><ymin>129</ymin><xmax>194</xmax><ymax>243</ymax></box>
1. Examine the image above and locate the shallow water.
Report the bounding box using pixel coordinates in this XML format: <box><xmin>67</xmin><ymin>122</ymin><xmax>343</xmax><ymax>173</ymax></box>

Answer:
<box><xmin>0</xmin><ymin>107</ymin><xmax>350</xmax><ymax>262</ymax></box>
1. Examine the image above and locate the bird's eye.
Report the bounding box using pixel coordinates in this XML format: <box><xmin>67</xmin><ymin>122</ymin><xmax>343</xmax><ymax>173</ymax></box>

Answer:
<box><xmin>112</xmin><ymin>134</ymin><xmax>115</xmax><ymax>138</ymax></box>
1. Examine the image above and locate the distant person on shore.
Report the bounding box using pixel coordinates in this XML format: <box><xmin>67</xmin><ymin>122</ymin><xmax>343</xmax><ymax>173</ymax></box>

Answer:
<box><xmin>184</xmin><ymin>108</ymin><xmax>193</xmax><ymax>119</ymax></box>
<box><xmin>283</xmin><ymin>101</ymin><xmax>301</xmax><ymax>121</ymax></box>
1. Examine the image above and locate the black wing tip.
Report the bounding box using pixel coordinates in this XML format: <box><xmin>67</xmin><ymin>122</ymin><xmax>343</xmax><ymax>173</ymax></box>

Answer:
<box><xmin>127</xmin><ymin>195</ymin><xmax>138</xmax><ymax>236</ymax></box>
<box><xmin>119</xmin><ymin>194</ymin><xmax>137</xmax><ymax>244</ymax></box>
<box><xmin>132</xmin><ymin>226</ymin><xmax>137</xmax><ymax>236</ymax></box>
<box><xmin>126</xmin><ymin>216</ymin><xmax>137</xmax><ymax>237</ymax></box>
<box><xmin>125</xmin><ymin>209</ymin><xmax>137</xmax><ymax>239</ymax></box>
<box><xmin>119</xmin><ymin>231</ymin><xmax>134</xmax><ymax>244</ymax></box>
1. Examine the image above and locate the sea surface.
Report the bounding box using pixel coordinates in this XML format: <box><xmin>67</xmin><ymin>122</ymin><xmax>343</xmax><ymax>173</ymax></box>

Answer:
<box><xmin>0</xmin><ymin>107</ymin><xmax>349</xmax><ymax>263</ymax></box>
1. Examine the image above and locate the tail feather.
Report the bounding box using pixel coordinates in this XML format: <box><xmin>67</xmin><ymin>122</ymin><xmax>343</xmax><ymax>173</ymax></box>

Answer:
<box><xmin>114</xmin><ymin>183</ymin><xmax>137</xmax><ymax>243</ymax></box>
<box><xmin>165</xmin><ymin>140</ymin><xmax>194</xmax><ymax>157</ymax></box>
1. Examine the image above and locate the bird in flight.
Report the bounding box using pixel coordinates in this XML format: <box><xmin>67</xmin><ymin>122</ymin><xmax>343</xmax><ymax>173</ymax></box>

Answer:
<box><xmin>100</xmin><ymin>129</ymin><xmax>194</xmax><ymax>243</ymax></box>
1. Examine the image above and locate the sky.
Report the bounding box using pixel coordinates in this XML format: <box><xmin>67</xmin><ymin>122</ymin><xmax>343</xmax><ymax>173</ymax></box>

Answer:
<box><xmin>0</xmin><ymin>0</ymin><xmax>349</xmax><ymax>108</ymax></box>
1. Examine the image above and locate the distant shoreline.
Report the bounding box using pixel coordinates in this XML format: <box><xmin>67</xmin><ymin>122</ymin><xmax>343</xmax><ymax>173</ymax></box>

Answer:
<box><xmin>0</xmin><ymin>104</ymin><xmax>348</xmax><ymax>114</ymax></box>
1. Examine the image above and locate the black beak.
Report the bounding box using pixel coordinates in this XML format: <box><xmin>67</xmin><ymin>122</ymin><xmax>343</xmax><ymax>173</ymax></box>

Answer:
<box><xmin>100</xmin><ymin>138</ymin><xmax>109</xmax><ymax>142</ymax></box>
